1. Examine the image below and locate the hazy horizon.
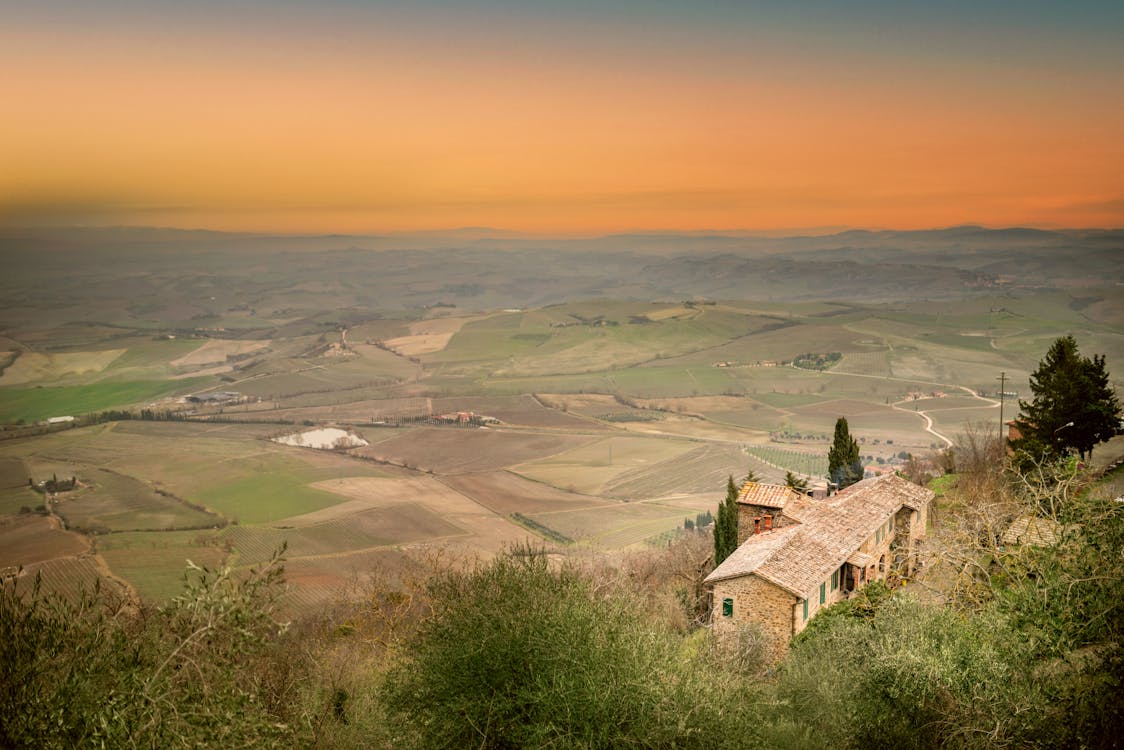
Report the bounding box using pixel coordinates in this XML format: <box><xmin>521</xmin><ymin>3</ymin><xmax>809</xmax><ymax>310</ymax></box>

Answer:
<box><xmin>4</xmin><ymin>1</ymin><xmax>1123</xmax><ymax>234</ymax></box>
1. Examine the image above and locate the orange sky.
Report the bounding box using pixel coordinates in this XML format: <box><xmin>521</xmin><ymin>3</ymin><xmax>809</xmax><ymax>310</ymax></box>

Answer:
<box><xmin>2</xmin><ymin>2</ymin><xmax>1123</xmax><ymax>233</ymax></box>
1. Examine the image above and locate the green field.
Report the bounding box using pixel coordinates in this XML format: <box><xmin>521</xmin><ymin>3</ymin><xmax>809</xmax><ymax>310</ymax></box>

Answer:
<box><xmin>54</xmin><ymin>468</ymin><xmax>220</xmax><ymax>532</ymax></box>
<box><xmin>97</xmin><ymin>530</ymin><xmax>227</xmax><ymax>603</ymax></box>
<box><xmin>0</xmin><ymin>378</ymin><xmax>208</xmax><ymax>423</ymax></box>
<box><xmin>195</xmin><ymin>471</ymin><xmax>349</xmax><ymax>525</ymax></box>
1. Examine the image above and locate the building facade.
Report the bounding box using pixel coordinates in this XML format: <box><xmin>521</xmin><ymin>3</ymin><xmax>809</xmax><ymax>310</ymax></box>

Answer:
<box><xmin>705</xmin><ymin>473</ymin><xmax>933</xmax><ymax>662</ymax></box>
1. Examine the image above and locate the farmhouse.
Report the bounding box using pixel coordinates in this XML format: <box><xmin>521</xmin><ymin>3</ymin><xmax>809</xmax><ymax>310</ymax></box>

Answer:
<box><xmin>705</xmin><ymin>473</ymin><xmax>932</xmax><ymax>662</ymax></box>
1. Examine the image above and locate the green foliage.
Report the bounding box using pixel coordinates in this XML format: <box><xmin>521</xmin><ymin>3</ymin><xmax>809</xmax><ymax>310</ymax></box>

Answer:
<box><xmin>773</xmin><ymin>465</ymin><xmax>1124</xmax><ymax>750</ymax></box>
<box><xmin>784</xmin><ymin>471</ymin><xmax>809</xmax><ymax>492</ymax></box>
<box><xmin>0</xmin><ymin>550</ymin><xmax>295</xmax><ymax>749</ymax></box>
<box><xmin>714</xmin><ymin>475</ymin><xmax>740</xmax><ymax>565</ymax></box>
<box><xmin>380</xmin><ymin>551</ymin><xmax>758</xmax><ymax>749</ymax></box>
<box><xmin>827</xmin><ymin>417</ymin><xmax>863</xmax><ymax>488</ymax></box>
<box><xmin>1013</xmin><ymin>335</ymin><xmax>1121</xmax><ymax>462</ymax></box>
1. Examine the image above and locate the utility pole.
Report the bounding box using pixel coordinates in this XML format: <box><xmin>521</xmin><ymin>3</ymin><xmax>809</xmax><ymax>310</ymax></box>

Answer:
<box><xmin>997</xmin><ymin>371</ymin><xmax>1007</xmax><ymax>442</ymax></box>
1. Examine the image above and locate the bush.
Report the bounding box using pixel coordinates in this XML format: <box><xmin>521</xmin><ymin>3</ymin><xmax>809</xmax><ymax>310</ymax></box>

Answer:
<box><xmin>381</xmin><ymin>551</ymin><xmax>759</xmax><ymax>749</ymax></box>
<box><xmin>0</xmin><ymin>552</ymin><xmax>296</xmax><ymax>749</ymax></box>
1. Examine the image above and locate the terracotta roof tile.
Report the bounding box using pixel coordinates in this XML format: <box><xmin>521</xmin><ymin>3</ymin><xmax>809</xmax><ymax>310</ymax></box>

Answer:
<box><xmin>706</xmin><ymin>474</ymin><xmax>934</xmax><ymax>597</ymax></box>
<box><xmin>737</xmin><ymin>481</ymin><xmax>800</xmax><ymax>509</ymax></box>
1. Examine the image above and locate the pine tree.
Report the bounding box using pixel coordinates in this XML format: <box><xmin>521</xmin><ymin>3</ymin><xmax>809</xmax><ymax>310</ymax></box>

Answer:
<box><xmin>714</xmin><ymin>475</ymin><xmax>740</xmax><ymax>566</ymax></box>
<box><xmin>784</xmin><ymin>471</ymin><xmax>808</xmax><ymax>492</ymax></box>
<box><xmin>1014</xmin><ymin>336</ymin><xmax>1121</xmax><ymax>462</ymax></box>
<box><xmin>827</xmin><ymin>417</ymin><xmax>863</xmax><ymax>489</ymax></box>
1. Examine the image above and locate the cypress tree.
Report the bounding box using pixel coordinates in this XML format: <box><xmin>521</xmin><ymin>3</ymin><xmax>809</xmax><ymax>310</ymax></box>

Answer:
<box><xmin>827</xmin><ymin>417</ymin><xmax>863</xmax><ymax>489</ymax></box>
<box><xmin>714</xmin><ymin>475</ymin><xmax>740</xmax><ymax>566</ymax></box>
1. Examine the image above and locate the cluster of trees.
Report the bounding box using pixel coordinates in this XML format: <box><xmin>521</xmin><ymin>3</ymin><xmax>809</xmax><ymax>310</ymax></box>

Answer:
<box><xmin>791</xmin><ymin>351</ymin><xmax>843</xmax><ymax>371</ymax></box>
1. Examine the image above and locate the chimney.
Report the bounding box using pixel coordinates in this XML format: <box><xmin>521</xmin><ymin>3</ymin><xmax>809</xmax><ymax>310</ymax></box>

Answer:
<box><xmin>811</xmin><ymin>482</ymin><xmax>828</xmax><ymax>501</ymax></box>
<box><xmin>753</xmin><ymin>517</ymin><xmax>761</xmax><ymax>535</ymax></box>
<box><xmin>764</xmin><ymin>514</ymin><xmax>773</xmax><ymax>531</ymax></box>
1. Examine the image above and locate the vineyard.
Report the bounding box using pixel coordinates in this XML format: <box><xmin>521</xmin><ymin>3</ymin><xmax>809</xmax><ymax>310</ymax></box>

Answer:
<box><xmin>744</xmin><ymin>445</ymin><xmax>828</xmax><ymax>478</ymax></box>
<box><xmin>603</xmin><ymin>443</ymin><xmax>769</xmax><ymax>498</ymax></box>
<box><xmin>835</xmin><ymin>350</ymin><xmax>893</xmax><ymax>377</ymax></box>
<box><xmin>10</xmin><ymin>556</ymin><xmax>106</xmax><ymax>602</ymax></box>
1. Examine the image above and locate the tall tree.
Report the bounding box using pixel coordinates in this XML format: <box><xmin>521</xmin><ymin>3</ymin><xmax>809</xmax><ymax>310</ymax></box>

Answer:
<box><xmin>714</xmin><ymin>476</ymin><xmax>740</xmax><ymax>566</ymax></box>
<box><xmin>827</xmin><ymin>417</ymin><xmax>863</xmax><ymax>489</ymax></box>
<box><xmin>1014</xmin><ymin>336</ymin><xmax>1121</xmax><ymax>462</ymax></box>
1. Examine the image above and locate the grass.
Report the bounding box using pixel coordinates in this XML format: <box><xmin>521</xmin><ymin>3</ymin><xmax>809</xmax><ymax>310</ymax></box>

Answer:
<box><xmin>0</xmin><ymin>487</ymin><xmax>41</xmax><ymax>516</ymax></box>
<box><xmin>0</xmin><ymin>378</ymin><xmax>210</xmax><ymax>423</ymax></box>
<box><xmin>97</xmin><ymin>529</ymin><xmax>226</xmax><ymax>603</ymax></box>
<box><xmin>53</xmin><ymin>468</ymin><xmax>220</xmax><ymax>532</ymax></box>
<box><xmin>196</xmin><ymin>471</ymin><xmax>347</xmax><ymax>525</ymax></box>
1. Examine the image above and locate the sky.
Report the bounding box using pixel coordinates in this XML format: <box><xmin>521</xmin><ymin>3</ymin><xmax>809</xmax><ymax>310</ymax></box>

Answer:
<box><xmin>2</xmin><ymin>0</ymin><xmax>1123</xmax><ymax>234</ymax></box>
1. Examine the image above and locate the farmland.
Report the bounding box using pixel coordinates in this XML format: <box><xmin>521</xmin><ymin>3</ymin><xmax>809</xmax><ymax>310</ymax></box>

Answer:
<box><xmin>1</xmin><ymin>226</ymin><xmax>1121</xmax><ymax>615</ymax></box>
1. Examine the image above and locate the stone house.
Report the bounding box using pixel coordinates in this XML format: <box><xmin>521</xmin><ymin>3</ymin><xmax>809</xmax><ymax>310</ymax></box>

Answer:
<box><xmin>705</xmin><ymin>473</ymin><xmax>933</xmax><ymax>662</ymax></box>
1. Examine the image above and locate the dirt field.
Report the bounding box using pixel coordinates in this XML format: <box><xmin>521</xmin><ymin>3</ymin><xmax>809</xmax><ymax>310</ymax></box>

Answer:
<box><xmin>305</xmin><ymin>474</ymin><xmax>530</xmax><ymax>554</ymax></box>
<box><xmin>383</xmin><ymin>315</ymin><xmax>486</xmax><ymax>356</ymax></box>
<box><xmin>602</xmin><ymin>443</ymin><xmax>749</xmax><ymax>499</ymax></box>
<box><xmin>440</xmin><ymin>471</ymin><xmax>609</xmax><ymax>515</ymax></box>
<box><xmin>0</xmin><ymin>514</ymin><xmax>88</xmax><ymax>568</ymax></box>
<box><xmin>354</xmin><ymin>427</ymin><xmax>598</xmax><ymax>474</ymax></box>
<box><xmin>220</xmin><ymin>503</ymin><xmax>463</xmax><ymax>565</ymax></box>
<box><xmin>0</xmin><ymin>457</ymin><xmax>27</xmax><ymax>489</ymax></box>
<box><xmin>170</xmin><ymin>339</ymin><xmax>270</xmax><ymax>368</ymax></box>
<box><xmin>512</xmin><ymin>435</ymin><xmax>698</xmax><ymax>495</ymax></box>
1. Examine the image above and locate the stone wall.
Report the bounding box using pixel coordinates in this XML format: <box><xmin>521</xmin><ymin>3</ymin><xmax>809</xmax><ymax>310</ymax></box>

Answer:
<box><xmin>711</xmin><ymin>574</ymin><xmax>798</xmax><ymax>663</ymax></box>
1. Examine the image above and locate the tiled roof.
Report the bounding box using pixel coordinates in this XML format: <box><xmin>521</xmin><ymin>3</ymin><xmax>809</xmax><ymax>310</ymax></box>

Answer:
<box><xmin>1001</xmin><ymin>515</ymin><xmax>1061</xmax><ymax>546</ymax></box>
<box><xmin>705</xmin><ymin>474</ymin><xmax>934</xmax><ymax>597</ymax></box>
<box><xmin>737</xmin><ymin>481</ymin><xmax>800</xmax><ymax>509</ymax></box>
<box><xmin>705</xmin><ymin>526</ymin><xmax>801</xmax><ymax>584</ymax></box>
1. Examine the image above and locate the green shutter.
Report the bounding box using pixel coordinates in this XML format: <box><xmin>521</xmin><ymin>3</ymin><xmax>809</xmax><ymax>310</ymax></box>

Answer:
<box><xmin>820</xmin><ymin>582</ymin><xmax>826</xmax><ymax>604</ymax></box>
<box><xmin>722</xmin><ymin>597</ymin><xmax>733</xmax><ymax>617</ymax></box>
<box><xmin>831</xmin><ymin>570</ymin><xmax>838</xmax><ymax>591</ymax></box>
<box><xmin>803</xmin><ymin>599</ymin><xmax>808</xmax><ymax>621</ymax></box>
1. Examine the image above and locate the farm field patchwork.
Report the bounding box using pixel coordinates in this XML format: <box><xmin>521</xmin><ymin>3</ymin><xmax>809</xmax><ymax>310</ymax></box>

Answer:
<box><xmin>354</xmin><ymin>427</ymin><xmax>599</xmax><ymax>474</ymax></box>
<box><xmin>512</xmin><ymin>435</ymin><xmax>698</xmax><ymax>495</ymax></box>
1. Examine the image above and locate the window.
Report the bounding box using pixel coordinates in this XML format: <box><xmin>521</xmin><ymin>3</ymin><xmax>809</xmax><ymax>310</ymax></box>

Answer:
<box><xmin>889</xmin><ymin>514</ymin><xmax>894</xmax><ymax>531</ymax></box>
<box><xmin>819</xmin><ymin>582</ymin><xmax>826</xmax><ymax>604</ymax></box>
<box><xmin>803</xmin><ymin>599</ymin><xmax>809</xmax><ymax>621</ymax></box>
<box><xmin>876</xmin><ymin>528</ymin><xmax>881</xmax><ymax>544</ymax></box>
<box><xmin>722</xmin><ymin>597</ymin><xmax>733</xmax><ymax>617</ymax></box>
<box><xmin>831</xmin><ymin>570</ymin><xmax>838</xmax><ymax>591</ymax></box>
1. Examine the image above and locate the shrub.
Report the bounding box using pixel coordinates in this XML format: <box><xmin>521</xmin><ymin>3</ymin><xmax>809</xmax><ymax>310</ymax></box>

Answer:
<box><xmin>381</xmin><ymin>551</ymin><xmax>759</xmax><ymax>749</ymax></box>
